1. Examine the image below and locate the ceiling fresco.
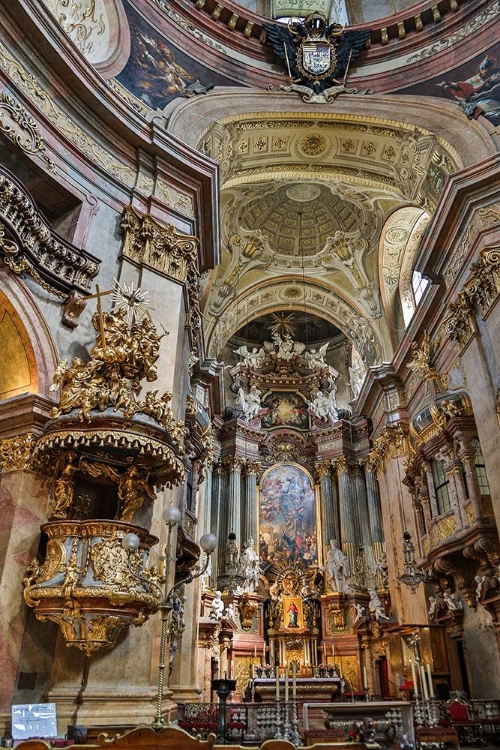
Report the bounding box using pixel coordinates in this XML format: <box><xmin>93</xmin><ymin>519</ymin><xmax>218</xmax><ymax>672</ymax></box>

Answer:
<box><xmin>115</xmin><ymin>1</ymin><xmax>241</xmax><ymax>109</ymax></box>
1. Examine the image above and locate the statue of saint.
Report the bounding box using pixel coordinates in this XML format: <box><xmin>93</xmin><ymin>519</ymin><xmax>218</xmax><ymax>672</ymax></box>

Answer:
<box><xmin>325</xmin><ymin>539</ymin><xmax>352</xmax><ymax>594</ymax></box>
<box><xmin>236</xmin><ymin>385</ymin><xmax>262</xmax><ymax>421</ymax></box>
<box><xmin>210</xmin><ymin>590</ymin><xmax>224</xmax><ymax>620</ymax></box>
<box><xmin>368</xmin><ymin>587</ymin><xmax>390</xmax><ymax>621</ymax></box>
<box><xmin>239</xmin><ymin>538</ymin><xmax>260</xmax><ymax>593</ymax></box>
<box><xmin>308</xmin><ymin>386</ymin><xmax>338</xmax><ymax>424</ymax></box>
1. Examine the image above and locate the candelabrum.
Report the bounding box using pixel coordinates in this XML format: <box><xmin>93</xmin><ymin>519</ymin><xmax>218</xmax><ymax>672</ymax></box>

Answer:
<box><xmin>275</xmin><ymin>698</ymin><xmax>283</xmax><ymax>739</ymax></box>
<box><xmin>283</xmin><ymin>700</ymin><xmax>292</xmax><ymax>741</ymax></box>
<box><xmin>290</xmin><ymin>698</ymin><xmax>302</xmax><ymax>746</ymax></box>
<box><xmin>122</xmin><ymin>506</ymin><xmax>217</xmax><ymax>728</ymax></box>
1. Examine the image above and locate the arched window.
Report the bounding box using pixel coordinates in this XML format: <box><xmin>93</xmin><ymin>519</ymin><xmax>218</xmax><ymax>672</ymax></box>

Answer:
<box><xmin>431</xmin><ymin>459</ymin><xmax>451</xmax><ymax>515</ymax></box>
<box><xmin>411</xmin><ymin>270</ymin><xmax>430</xmax><ymax>306</ymax></box>
<box><xmin>471</xmin><ymin>438</ymin><xmax>490</xmax><ymax>496</ymax></box>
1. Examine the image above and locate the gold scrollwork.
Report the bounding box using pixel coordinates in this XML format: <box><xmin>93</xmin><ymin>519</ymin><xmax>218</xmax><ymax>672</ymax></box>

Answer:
<box><xmin>23</xmin><ymin>520</ymin><xmax>161</xmax><ymax>654</ymax></box>
<box><xmin>437</xmin><ymin>515</ymin><xmax>457</xmax><ymax>540</ymax></box>
<box><xmin>0</xmin><ymin>433</ymin><xmax>35</xmax><ymax>473</ymax></box>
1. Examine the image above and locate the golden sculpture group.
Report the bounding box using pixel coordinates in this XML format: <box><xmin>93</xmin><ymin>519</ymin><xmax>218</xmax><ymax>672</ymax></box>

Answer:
<box><xmin>22</xmin><ymin>302</ymin><xmax>188</xmax><ymax>653</ymax></box>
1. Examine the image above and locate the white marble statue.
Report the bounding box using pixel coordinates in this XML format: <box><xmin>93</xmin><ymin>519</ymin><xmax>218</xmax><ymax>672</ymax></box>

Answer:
<box><xmin>353</xmin><ymin>603</ymin><xmax>366</xmax><ymax>624</ymax></box>
<box><xmin>368</xmin><ymin>587</ymin><xmax>390</xmax><ymax>621</ymax></box>
<box><xmin>233</xmin><ymin>345</ymin><xmax>265</xmax><ymax>369</ymax></box>
<box><xmin>236</xmin><ymin>385</ymin><xmax>262</xmax><ymax>421</ymax></box>
<box><xmin>444</xmin><ymin>591</ymin><xmax>463</xmax><ymax>611</ymax></box>
<box><xmin>273</xmin><ymin>333</ymin><xmax>295</xmax><ymax>360</ymax></box>
<box><xmin>239</xmin><ymin>538</ymin><xmax>260</xmax><ymax>593</ymax></box>
<box><xmin>349</xmin><ymin>357</ymin><xmax>366</xmax><ymax>399</ymax></box>
<box><xmin>374</xmin><ymin>552</ymin><xmax>389</xmax><ymax>589</ymax></box>
<box><xmin>308</xmin><ymin>386</ymin><xmax>338</xmax><ymax>424</ymax></box>
<box><xmin>305</xmin><ymin>342</ymin><xmax>329</xmax><ymax>370</ymax></box>
<box><xmin>224</xmin><ymin>602</ymin><xmax>236</xmax><ymax>622</ymax></box>
<box><xmin>325</xmin><ymin>539</ymin><xmax>352</xmax><ymax>594</ymax></box>
<box><xmin>428</xmin><ymin>595</ymin><xmax>437</xmax><ymax>620</ymax></box>
<box><xmin>210</xmin><ymin>590</ymin><xmax>224</xmax><ymax>620</ymax></box>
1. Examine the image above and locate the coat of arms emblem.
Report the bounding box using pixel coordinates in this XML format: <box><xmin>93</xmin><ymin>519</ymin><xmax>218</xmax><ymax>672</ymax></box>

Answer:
<box><xmin>264</xmin><ymin>13</ymin><xmax>370</xmax><ymax>102</ymax></box>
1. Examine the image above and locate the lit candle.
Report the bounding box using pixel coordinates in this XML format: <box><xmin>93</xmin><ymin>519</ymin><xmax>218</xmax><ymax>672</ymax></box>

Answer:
<box><xmin>284</xmin><ymin>667</ymin><xmax>289</xmax><ymax>702</ymax></box>
<box><xmin>363</xmin><ymin>665</ymin><xmax>367</xmax><ymax>687</ymax></box>
<box><xmin>420</xmin><ymin>665</ymin><xmax>429</xmax><ymax>700</ymax></box>
<box><xmin>410</xmin><ymin>659</ymin><xmax>419</xmax><ymax>698</ymax></box>
<box><xmin>292</xmin><ymin>663</ymin><xmax>297</xmax><ymax>698</ymax></box>
<box><xmin>276</xmin><ymin>665</ymin><xmax>280</xmax><ymax>700</ymax></box>
<box><xmin>426</xmin><ymin>663</ymin><xmax>435</xmax><ymax>699</ymax></box>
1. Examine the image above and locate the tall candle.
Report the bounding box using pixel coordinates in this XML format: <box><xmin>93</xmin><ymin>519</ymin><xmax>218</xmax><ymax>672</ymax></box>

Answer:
<box><xmin>276</xmin><ymin>666</ymin><xmax>280</xmax><ymax>699</ymax></box>
<box><xmin>263</xmin><ymin>643</ymin><xmax>266</xmax><ymax>665</ymax></box>
<box><xmin>254</xmin><ymin>645</ymin><xmax>257</xmax><ymax>658</ymax></box>
<box><xmin>426</xmin><ymin>663</ymin><xmax>435</xmax><ymax>699</ymax></box>
<box><xmin>420</xmin><ymin>665</ymin><xmax>429</xmax><ymax>700</ymax></box>
<box><xmin>332</xmin><ymin>643</ymin><xmax>335</xmax><ymax>659</ymax></box>
<box><xmin>284</xmin><ymin>667</ymin><xmax>289</xmax><ymax>702</ymax></box>
<box><xmin>363</xmin><ymin>666</ymin><xmax>368</xmax><ymax>687</ymax></box>
<box><xmin>231</xmin><ymin>660</ymin><xmax>234</xmax><ymax>679</ymax></box>
<box><xmin>292</xmin><ymin>663</ymin><xmax>297</xmax><ymax>698</ymax></box>
<box><xmin>410</xmin><ymin>659</ymin><xmax>419</xmax><ymax>698</ymax></box>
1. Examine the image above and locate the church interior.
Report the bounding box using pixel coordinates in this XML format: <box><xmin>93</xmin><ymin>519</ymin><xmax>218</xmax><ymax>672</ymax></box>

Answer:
<box><xmin>1</xmin><ymin>0</ymin><xmax>500</xmax><ymax>744</ymax></box>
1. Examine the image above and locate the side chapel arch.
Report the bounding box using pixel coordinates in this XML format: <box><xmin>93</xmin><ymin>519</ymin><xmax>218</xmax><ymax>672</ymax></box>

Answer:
<box><xmin>206</xmin><ymin>278</ymin><xmax>384</xmax><ymax>365</ymax></box>
<box><xmin>0</xmin><ymin>268</ymin><xmax>59</xmax><ymax>401</ymax></box>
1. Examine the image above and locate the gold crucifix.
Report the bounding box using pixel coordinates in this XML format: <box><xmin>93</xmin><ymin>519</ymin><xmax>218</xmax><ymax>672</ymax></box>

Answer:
<box><xmin>84</xmin><ymin>285</ymin><xmax>113</xmax><ymax>347</ymax></box>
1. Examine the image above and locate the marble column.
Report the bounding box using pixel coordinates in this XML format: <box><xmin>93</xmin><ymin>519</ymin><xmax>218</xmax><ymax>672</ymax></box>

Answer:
<box><xmin>365</xmin><ymin>459</ymin><xmax>385</xmax><ymax>564</ymax></box>
<box><xmin>211</xmin><ymin>462</ymin><xmax>227</xmax><ymax>582</ymax></box>
<box><xmin>316</xmin><ymin>460</ymin><xmax>340</xmax><ymax>547</ymax></box>
<box><xmin>335</xmin><ymin>456</ymin><xmax>357</xmax><ymax>576</ymax></box>
<box><xmin>243</xmin><ymin>460</ymin><xmax>260</xmax><ymax>544</ymax></box>
<box><xmin>353</xmin><ymin>464</ymin><xmax>374</xmax><ymax>572</ymax></box>
<box><xmin>227</xmin><ymin>457</ymin><xmax>244</xmax><ymax>543</ymax></box>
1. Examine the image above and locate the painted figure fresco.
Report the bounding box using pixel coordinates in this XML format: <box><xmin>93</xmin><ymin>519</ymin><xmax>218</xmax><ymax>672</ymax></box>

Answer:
<box><xmin>437</xmin><ymin>53</ymin><xmax>500</xmax><ymax>125</ymax></box>
<box><xmin>402</xmin><ymin>48</ymin><xmax>500</xmax><ymax>127</ymax></box>
<box><xmin>116</xmin><ymin>4</ymin><xmax>240</xmax><ymax>109</ymax></box>
<box><xmin>259</xmin><ymin>464</ymin><xmax>317</xmax><ymax>570</ymax></box>
<box><xmin>261</xmin><ymin>391</ymin><xmax>309</xmax><ymax>430</ymax></box>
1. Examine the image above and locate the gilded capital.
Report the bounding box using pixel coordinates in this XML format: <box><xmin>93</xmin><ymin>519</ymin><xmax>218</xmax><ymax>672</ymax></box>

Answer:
<box><xmin>445</xmin><ymin>292</ymin><xmax>477</xmax><ymax>348</ymax></box>
<box><xmin>315</xmin><ymin>460</ymin><xmax>332</xmax><ymax>480</ymax></box>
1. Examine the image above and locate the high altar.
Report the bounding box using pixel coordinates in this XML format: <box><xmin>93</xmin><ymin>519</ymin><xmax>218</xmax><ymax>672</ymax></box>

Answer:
<box><xmin>198</xmin><ymin>324</ymin><xmax>399</xmax><ymax>702</ymax></box>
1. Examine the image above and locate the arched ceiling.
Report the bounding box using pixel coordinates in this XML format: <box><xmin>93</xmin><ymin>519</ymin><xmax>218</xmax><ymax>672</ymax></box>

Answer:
<box><xmin>197</xmin><ymin>106</ymin><xmax>469</xmax><ymax>366</ymax></box>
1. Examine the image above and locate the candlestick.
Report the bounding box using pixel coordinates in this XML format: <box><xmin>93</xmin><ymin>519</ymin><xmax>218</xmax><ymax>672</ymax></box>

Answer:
<box><xmin>420</xmin><ymin>665</ymin><xmax>429</xmax><ymax>700</ymax></box>
<box><xmin>276</xmin><ymin>665</ymin><xmax>280</xmax><ymax>700</ymax></box>
<box><xmin>292</xmin><ymin>663</ymin><xmax>297</xmax><ymax>698</ymax></box>
<box><xmin>284</xmin><ymin>667</ymin><xmax>289</xmax><ymax>702</ymax></box>
<box><xmin>410</xmin><ymin>659</ymin><xmax>419</xmax><ymax>698</ymax></box>
<box><xmin>426</xmin><ymin>663</ymin><xmax>435</xmax><ymax>698</ymax></box>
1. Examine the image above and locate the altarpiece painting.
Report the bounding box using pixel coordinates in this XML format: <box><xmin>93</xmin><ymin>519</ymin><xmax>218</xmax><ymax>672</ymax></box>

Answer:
<box><xmin>259</xmin><ymin>464</ymin><xmax>318</xmax><ymax>571</ymax></box>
